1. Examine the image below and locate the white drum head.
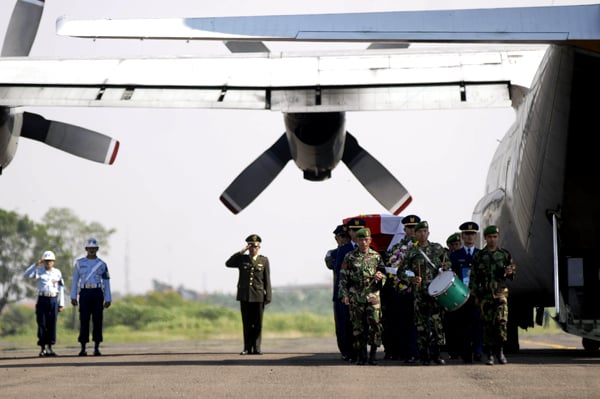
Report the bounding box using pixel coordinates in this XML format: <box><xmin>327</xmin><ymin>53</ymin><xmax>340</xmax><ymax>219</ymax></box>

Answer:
<box><xmin>428</xmin><ymin>271</ymin><xmax>455</xmax><ymax>296</ymax></box>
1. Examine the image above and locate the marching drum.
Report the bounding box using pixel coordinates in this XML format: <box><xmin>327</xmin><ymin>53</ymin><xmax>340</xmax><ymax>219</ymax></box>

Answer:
<box><xmin>427</xmin><ymin>271</ymin><xmax>470</xmax><ymax>312</ymax></box>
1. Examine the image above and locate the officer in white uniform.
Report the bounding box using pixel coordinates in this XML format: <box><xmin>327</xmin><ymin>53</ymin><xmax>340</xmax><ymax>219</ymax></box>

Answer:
<box><xmin>23</xmin><ymin>250</ymin><xmax>65</xmax><ymax>357</ymax></box>
<box><xmin>71</xmin><ymin>238</ymin><xmax>112</xmax><ymax>356</ymax></box>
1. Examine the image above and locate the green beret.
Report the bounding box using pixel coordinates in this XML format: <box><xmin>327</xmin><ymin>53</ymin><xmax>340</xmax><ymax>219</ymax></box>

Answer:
<box><xmin>245</xmin><ymin>234</ymin><xmax>262</xmax><ymax>243</ymax></box>
<box><xmin>414</xmin><ymin>221</ymin><xmax>429</xmax><ymax>232</ymax></box>
<box><xmin>446</xmin><ymin>233</ymin><xmax>461</xmax><ymax>245</ymax></box>
<box><xmin>355</xmin><ymin>228</ymin><xmax>371</xmax><ymax>238</ymax></box>
<box><xmin>483</xmin><ymin>225</ymin><xmax>499</xmax><ymax>236</ymax></box>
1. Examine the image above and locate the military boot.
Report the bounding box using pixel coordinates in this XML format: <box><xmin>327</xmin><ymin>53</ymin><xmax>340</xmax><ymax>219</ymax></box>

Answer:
<box><xmin>495</xmin><ymin>345</ymin><xmax>507</xmax><ymax>365</ymax></box>
<box><xmin>356</xmin><ymin>347</ymin><xmax>368</xmax><ymax>365</ymax></box>
<box><xmin>431</xmin><ymin>346</ymin><xmax>446</xmax><ymax>365</ymax></box>
<box><xmin>485</xmin><ymin>351</ymin><xmax>494</xmax><ymax>366</ymax></box>
<box><xmin>346</xmin><ymin>349</ymin><xmax>357</xmax><ymax>364</ymax></box>
<box><xmin>45</xmin><ymin>345</ymin><xmax>56</xmax><ymax>357</ymax></box>
<box><xmin>420</xmin><ymin>353</ymin><xmax>431</xmax><ymax>366</ymax></box>
<box><xmin>368</xmin><ymin>345</ymin><xmax>378</xmax><ymax>365</ymax></box>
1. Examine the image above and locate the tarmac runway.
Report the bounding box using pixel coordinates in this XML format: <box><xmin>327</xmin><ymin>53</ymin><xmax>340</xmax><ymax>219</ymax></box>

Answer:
<box><xmin>1</xmin><ymin>333</ymin><xmax>599</xmax><ymax>399</ymax></box>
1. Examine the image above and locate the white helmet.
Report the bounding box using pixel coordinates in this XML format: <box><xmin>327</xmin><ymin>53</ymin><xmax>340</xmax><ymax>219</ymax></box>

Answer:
<box><xmin>42</xmin><ymin>250</ymin><xmax>56</xmax><ymax>261</ymax></box>
<box><xmin>85</xmin><ymin>238</ymin><xmax>99</xmax><ymax>248</ymax></box>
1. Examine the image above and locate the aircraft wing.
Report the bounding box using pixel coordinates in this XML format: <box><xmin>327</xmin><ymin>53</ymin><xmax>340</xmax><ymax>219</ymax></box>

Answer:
<box><xmin>0</xmin><ymin>46</ymin><xmax>545</xmax><ymax>112</ymax></box>
<box><xmin>56</xmin><ymin>5</ymin><xmax>600</xmax><ymax>43</ymax></box>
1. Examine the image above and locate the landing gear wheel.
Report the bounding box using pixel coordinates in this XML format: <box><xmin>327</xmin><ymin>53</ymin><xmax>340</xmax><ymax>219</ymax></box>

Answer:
<box><xmin>582</xmin><ymin>338</ymin><xmax>600</xmax><ymax>352</ymax></box>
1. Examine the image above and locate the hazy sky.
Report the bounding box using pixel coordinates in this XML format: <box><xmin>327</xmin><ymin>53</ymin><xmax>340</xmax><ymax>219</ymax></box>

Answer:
<box><xmin>1</xmin><ymin>0</ymin><xmax>589</xmax><ymax>295</ymax></box>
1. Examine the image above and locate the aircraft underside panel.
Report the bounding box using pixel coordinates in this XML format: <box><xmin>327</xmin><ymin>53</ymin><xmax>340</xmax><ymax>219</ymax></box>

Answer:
<box><xmin>0</xmin><ymin>48</ymin><xmax>546</xmax><ymax>111</ymax></box>
<box><xmin>0</xmin><ymin>82</ymin><xmax>511</xmax><ymax>112</ymax></box>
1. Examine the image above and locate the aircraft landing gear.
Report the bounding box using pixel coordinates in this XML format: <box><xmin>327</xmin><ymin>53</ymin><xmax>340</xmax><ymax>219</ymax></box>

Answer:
<box><xmin>582</xmin><ymin>338</ymin><xmax>600</xmax><ymax>352</ymax></box>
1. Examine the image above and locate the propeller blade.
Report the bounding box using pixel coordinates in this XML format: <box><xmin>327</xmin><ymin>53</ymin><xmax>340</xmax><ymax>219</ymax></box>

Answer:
<box><xmin>220</xmin><ymin>133</ymin><xmax>291</xmax><ymax>214</ymax></box>
<box><xmin>342</xmin><ymin>132</ymin><xmax>412</xmax><ymax>215</ymax></box>
<box><xmin>1</xmin><ymin>0</ymin><xmax>45</xmax><ymax>56</ymax></box>
<box><xmin>21</xmin><ymin>112</ymin><xmax>119</xmax><ymax>165</ymax></box>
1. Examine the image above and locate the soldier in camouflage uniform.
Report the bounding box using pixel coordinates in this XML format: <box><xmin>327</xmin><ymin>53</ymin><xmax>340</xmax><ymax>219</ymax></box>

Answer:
<box><xmin>383</xmin><ymin>214</ymin><xmax>421</xmax><ymax>362</ymax></box>
<box><xmin>469</xmin><ymin>225</ymin><xmax>516</xmax><ymax>366</ymax></box>
<box><xmin>401</xmin><ymin>221</ymin><xmax>450</xmax><ymax>365</ymax></box>
<box><xmin>443</xmin><ymin>232</ymin><xmax>463</xmax><ymax>361</ymax></box>
<box><xmin>339</xmin><ymin>228</ymin><xmax>386</xmax><ymax>365</ymax></box>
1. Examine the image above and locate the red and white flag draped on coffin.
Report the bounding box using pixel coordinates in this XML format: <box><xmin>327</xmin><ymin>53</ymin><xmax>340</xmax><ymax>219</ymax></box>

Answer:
<box><xmin>342</xmin><ymin>214</ymin><xmax>406</xmax><ymax>252</ymax></box>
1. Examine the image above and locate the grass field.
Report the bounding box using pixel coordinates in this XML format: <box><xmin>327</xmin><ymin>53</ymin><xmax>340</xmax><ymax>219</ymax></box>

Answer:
<box><xmin>0</xmin><ymin>291</ymin><xmax>563</xmax><ymax>352</ymax></box>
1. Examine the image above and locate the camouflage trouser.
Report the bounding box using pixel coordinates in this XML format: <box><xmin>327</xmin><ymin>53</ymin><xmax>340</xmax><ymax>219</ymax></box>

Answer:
<box><xmin>348</xmin><ymin>299</ymin><xmax>383</xmax><ymax>350</ymax></box>
<box><xmin>414</xmin><ymin>293</ymin><xmax>444</xmax><ymax>359</ymax></box>
<box><xmin>479</xmin><ymin>294</ymin><xmax>508</xmax><ymax>347</ymax></box>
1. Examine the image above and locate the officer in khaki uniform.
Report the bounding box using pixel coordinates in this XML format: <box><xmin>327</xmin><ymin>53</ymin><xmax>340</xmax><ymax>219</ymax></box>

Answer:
<box><xmin>226</xmin><ymin>234</ymin><xmax>272</xmax><ymax>355</ymax></box>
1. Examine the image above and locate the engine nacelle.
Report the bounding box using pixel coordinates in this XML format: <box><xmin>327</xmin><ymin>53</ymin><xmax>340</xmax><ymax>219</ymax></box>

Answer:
<box><xmin>283</xmin><ymin>112</ymin><xmax>346</xmax><ymax>181</ymax></box>
<box><xmin>0</xmin><ymin>107</ymin><xmax>22</xmax><ymax>174</ymax></box>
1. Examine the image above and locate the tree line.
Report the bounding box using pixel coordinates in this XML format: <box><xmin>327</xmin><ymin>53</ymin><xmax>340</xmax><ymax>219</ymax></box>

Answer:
<box><xmin>0</xmin><ymin>207</ymin><xmax>115</xmax><ymax>314</ymax></box>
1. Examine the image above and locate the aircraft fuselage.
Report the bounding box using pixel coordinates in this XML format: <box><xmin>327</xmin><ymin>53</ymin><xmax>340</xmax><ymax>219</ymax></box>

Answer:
<box><xmin>474</xmin><ymin>44</ymin><xmax>600</xmax><ymax>349</ymax></box>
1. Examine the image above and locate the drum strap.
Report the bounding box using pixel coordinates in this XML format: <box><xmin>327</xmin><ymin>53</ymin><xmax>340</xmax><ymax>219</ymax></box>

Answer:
<box><xmin>417</xmin><ymin>248</ymin><xmax>439</xmax><ymax>271</ymax></box>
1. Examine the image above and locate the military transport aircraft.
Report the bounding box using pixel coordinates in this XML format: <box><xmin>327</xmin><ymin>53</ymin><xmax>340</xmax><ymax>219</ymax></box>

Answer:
<box><xmin>2</xmin><ymin>1</ymin><xmax>600</xmax><ymax>352</ymax></box>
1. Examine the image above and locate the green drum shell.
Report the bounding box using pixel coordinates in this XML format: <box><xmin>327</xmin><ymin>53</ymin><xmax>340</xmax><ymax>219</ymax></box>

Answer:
<box><xmin>427</xmin><ymin>271</ymin><xmax>470</xmax><ymax>311</ymax></box>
